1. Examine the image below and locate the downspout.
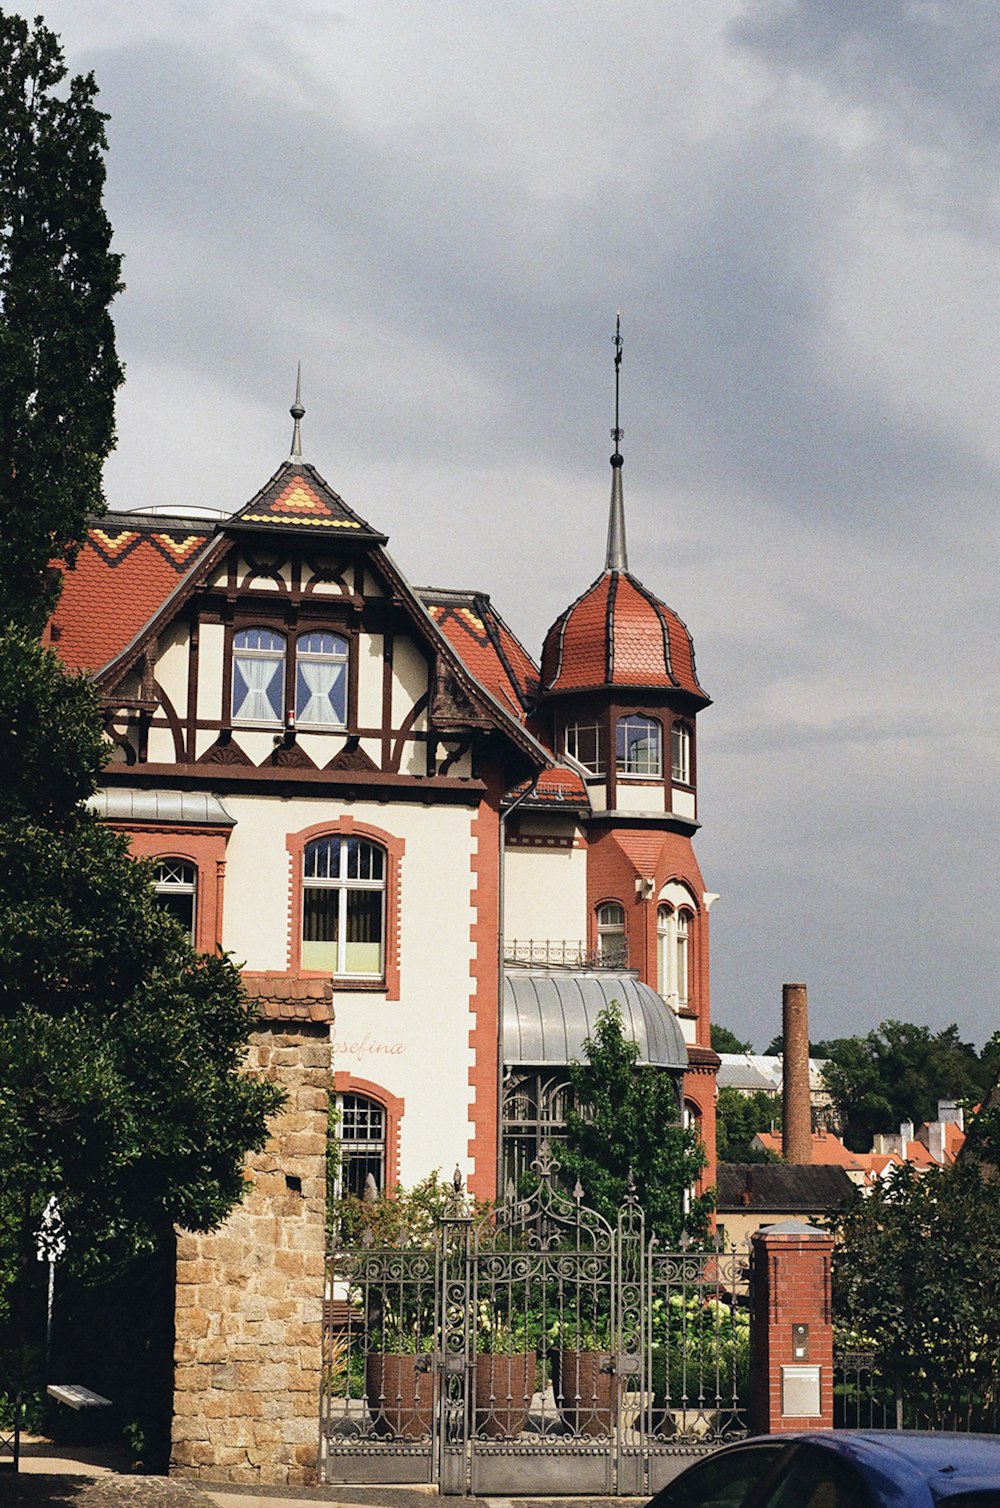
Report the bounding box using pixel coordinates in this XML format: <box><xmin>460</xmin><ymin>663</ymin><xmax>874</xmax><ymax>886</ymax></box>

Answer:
<box><xmin>496</xmin><ymin>772</ymin><xmax>542</xmax><ymax>1198</ymax></box>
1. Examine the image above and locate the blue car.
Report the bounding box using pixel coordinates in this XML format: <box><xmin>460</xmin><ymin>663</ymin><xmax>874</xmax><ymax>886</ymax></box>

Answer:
<box><xmin>646</xmin><ymin>1431</ymin><xmax>1000</xmax><ymax>1507</ymax></box>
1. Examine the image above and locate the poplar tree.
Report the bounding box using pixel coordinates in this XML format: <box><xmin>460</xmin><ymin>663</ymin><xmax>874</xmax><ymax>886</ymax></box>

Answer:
<box><xmin>0</xmin><ymin>9</ymin><xmax>122</xmax><ymax>634</ymax></box>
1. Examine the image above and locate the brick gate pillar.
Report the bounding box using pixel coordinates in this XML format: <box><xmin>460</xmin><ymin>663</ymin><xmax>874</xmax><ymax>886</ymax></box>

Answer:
<box><xmin>749</xmin><ymin>1219</ymin><xmax>834</xmax><ymax>1434</ymax></box>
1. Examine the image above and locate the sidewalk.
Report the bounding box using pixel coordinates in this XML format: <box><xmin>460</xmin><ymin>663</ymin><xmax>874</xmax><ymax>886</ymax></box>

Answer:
<box><xmin>2</xmin><ymin>1441</ymin><xmax>645</xmax><ymax>1508</ymax></box>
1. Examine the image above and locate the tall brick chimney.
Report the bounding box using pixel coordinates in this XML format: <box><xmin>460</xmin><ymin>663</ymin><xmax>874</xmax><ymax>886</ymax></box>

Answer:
<box><xmin>782</xmin><ymin>982</ymin><xmax>811</xmax><ymax>1164</ymax></box>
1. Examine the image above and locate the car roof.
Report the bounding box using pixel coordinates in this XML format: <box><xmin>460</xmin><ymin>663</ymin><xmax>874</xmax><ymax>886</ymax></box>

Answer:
<box><xmin>779</xmin><ymin>1431</ymin><xmax>1000</xmax><ymax>1495</ymax></box>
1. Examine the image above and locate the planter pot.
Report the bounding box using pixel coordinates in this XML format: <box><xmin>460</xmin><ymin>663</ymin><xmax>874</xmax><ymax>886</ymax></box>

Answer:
<box><xmin>365</xmin><ymin>1352</ymin><xmax>433</xmax><ymax>1439</ymax></box>
<box><xmin>474</xmin><ymin>1352</ymin><xmax>533</xmax><ymax>1439</ymax></box>
<box><xmin>553</xmin><ymin>1349</ymin><xmax>618</xmax><ymax>1437</ymax></box>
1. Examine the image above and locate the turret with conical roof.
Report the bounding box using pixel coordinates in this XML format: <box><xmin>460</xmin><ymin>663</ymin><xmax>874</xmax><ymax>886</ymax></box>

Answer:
<box><xmin>531</xmin><ymin>323</ymin><xmax>719</xmax><ymax>1187</ymax></box>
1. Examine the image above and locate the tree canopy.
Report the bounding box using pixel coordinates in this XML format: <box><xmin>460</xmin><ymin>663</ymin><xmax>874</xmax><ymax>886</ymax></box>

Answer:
<box><xmin>560</xmin><ymin>1005</ymin><xmax>711</xmax><ymax>1246</ymax></box>
<box><xmin>715</xmin><ymin>1087</ymin><xmax>780</xmax><ymax>1164</ymax></box>
<box><xmin>0</xmin><ymin>9</ymin><xmax>122</xmax><ymax>634</ymax></box>
<box><xmin>832</xmin><ymin>1161</ymin><xmax>1000</xmax><ymax>1428</ymax></box>
<box><xmin>710</xmin><ymin>1024</ymin><xmax>753</xmax><ymax>1055</ymax></box>
<box><xmin>819</xmin><ymin>1020</ymin><xmax>986</xmax><ymax>1151</ymax></box>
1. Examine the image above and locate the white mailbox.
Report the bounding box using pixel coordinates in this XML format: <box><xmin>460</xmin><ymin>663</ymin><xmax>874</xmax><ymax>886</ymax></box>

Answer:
<box><xmin>781</xmin><ymin>1364</ymin><xmax>821</xmax><ymax>1417</ymax></box>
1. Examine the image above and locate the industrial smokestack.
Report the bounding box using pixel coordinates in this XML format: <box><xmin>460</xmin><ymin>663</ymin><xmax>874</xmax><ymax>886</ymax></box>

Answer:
<box><xmin>782</xmin><ymin>983</ymin><xmax>811</xmax><ymax>1164</ymax></box>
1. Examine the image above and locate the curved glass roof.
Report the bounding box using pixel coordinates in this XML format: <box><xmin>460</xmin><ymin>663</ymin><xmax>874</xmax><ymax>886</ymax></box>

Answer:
<box><xmin>502</xmin><ymin>970</ymin><xmax>688</xmax><ymax>1071</ymax></box>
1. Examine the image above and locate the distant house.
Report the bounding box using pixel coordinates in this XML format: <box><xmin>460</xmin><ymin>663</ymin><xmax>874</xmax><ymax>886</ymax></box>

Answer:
<box><xmin>751</xmin><ymin>1102</ymin><xmax>966</xmax><ymax>1191</ymax></box>
<box><xmin>716</xmin><ymin>1052</ymin><xmax>838</xmax><ymax>1132</ymax></box>
<box><xmin>716</xmin><ymin>1163</ymin><xmax>855</xmax><ymax>1249</ymax></box>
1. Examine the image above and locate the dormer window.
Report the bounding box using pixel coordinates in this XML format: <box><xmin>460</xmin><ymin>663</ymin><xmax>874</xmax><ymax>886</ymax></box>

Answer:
<box><xmin>616</xmin><ymin>714</ymin><xmax>661</xmax><ymax>777</ymax></box>
<box><xmin>232</xmin><ymin>627</ymin><xmax>285</xmax><ymax>725</ymax></box>
<box><xmin>295</xmin><ymin>632</ymin><xmax>348</xmax><ymax>728</ymax></box>
<box><xmin>564</xmin><ymin>720</ymin><xmax>603</xmax><ymax>775</ymax></box>
<box><xmin>671</xmin><ymin>721</ymin><xmax>691</xmax><ymax>784</ymax></box>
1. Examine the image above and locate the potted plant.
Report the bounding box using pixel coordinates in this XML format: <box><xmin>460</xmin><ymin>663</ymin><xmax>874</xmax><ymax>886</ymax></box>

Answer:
<box><xmin>365</xmin><ymin>1301</ymin><xmax>435</xmax><ymax>1440</ymax></box>
<box><xmin>474</xmin><ymin>1303</ymin><xmax>535</xmax><ymax>1439</ymax></box>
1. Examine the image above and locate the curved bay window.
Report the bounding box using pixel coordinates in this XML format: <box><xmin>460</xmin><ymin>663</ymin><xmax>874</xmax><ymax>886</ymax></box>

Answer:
<box><xmin>501</xmin><ymin>1070</ymin><xmax>571</xmax><ymax>1193</ymax></box>
<box><xmin>295</xmin><ymin>631</ymin><xmax>348</xmax><ymax>728</ymax></box>
<box><xmin>152</xmin><ymin>859</ymin><xmax>197</xmax><ymax>942</ymax></box>
<box><xmin>596</xmin><ymin>901</ymin><xmax>627</xmax><ymax>967</ymax></box>
<box><xmin>232</xmin><ymin>627</ymin><xmax>285</xmax><ymax>724</ymax></box>
<box><xmin>302</xmin><ymin>835</ymin><xmax>385</xmax><ymax>977</ymax></box>
<box><xmin>671</xmin><ymin>721</ymin><xmax>691</xmax><ymax>784</ymax></box>
<box><xmin>616</xmin><ymin>714</ymin><xmax>662</xmax><ymax>776</ymax></box>
<box><xmin>335</xmin><ymin>1092</ymin><xmax>386</xmax><ymax>1198</ymax></box>
<box><xmin>657</xmin><ymin>904</ymin><xmax>692</xmax><ymax>1010</ymax></box>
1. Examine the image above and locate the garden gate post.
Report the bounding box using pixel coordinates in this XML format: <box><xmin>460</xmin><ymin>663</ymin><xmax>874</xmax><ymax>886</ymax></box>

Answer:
<box><xmin>749</xmin><ymin>1220</ymin><xmax>834</xmax><ymax>1435</ymax></box>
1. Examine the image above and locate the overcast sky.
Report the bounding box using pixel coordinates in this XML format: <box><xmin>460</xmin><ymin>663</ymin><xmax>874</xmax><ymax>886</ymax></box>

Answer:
<box><xmin>43</xmin><ymin>0</ymin><xmax>999</xmax><ymax>1051</ymax></box>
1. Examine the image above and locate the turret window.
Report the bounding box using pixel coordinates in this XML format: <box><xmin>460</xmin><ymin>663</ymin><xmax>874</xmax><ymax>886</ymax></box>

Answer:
<box><xmin>616</xmin><ymin>714</ymin><xmax>662</xmax><ymax>777</ymax></box>
<box><xmin>564</xmin><ymin>721</ymin><xmax>603</xmax><ymax>774</ymax></box>
<box><xmin>671</xmin><ymin>721</ymin><xmax>691</xmax><ymax>784</ymax></box>
<box><xmin>596</xmin><ymin>902</ymin><xmax>627</xmax><ymax>967</ymax></box>
<box><xmin>657</xmin><ymin>904</ymin><xmax>692</xmax><ymax>1010</ymax></box>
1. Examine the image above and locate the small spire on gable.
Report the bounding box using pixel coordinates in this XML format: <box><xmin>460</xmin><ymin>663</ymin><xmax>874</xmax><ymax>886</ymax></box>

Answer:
<box><xmin>605</xmin><ymin>313</ymin><xmax>628</xmax><ymax>573</ymax></box>
<box><xmin>290</xmin><ymin>363</ymin><xmax>305</xmax><ymax>461</ymax></box>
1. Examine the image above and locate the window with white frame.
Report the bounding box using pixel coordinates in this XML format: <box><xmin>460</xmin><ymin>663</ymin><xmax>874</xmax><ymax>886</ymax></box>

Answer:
<box><xmin>671</xmin><ymin>721</ymin><xmax>691</xmax><ymax>784</ymax></box>
<box><xmin>616</xmin><ymin>714</ymin><xmax>662</xmax><ymax>776</ymax></box>
<box><xmin>657</xmin><ymin>904</ymin><xmax>692</xmax><ymax>1010</ymax></box>
<box><xmin>152</xmin><ymin>859</ymin><xmax>197</xmax><ymax>942</ymax></box>
<box><xmin>232</xmin><ymin>627</ymin><xmax>285</xmax><ymax>724</ymax></box>
<box><xmin>596</xmin><ymin>901</ymin><xmax>627</xmax><ymax>967</ymax></box>
<box><xmin>302</xmin><ymin>835</ymin><xmax>385</xmax><ymax>976</ymax></box>
<box><xmin>334</xmin><ymin>1092</ymin><xmax>386</xmax><ymax>1197</ymax></box>
<box><xmin>295</xmin><ymin>631</ymin><xmax>348</xmax><ymax>728</ymax></box>
<box><xmin>564</xmin><ymin>720</ymin><xmax>603</xmax><ymax>775</ymax></box>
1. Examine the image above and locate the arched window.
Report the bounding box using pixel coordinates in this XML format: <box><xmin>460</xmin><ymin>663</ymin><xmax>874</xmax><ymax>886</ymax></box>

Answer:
<box><xmin>335</xmin><ymin>1092</ymin><xmax>386</xmax><ymax>1198</ymax></box>
<box><xmin>295</xmin><ymin>631</ymin><xmax>348</xmax><ymax>728</ymax></box>
<box><xmin>232</xmin><ymin>627</ymin><xmax>285</xmax><ymax>724</ymax></box>
<box><xmin>596</xmin><ymin>901</ymin><xmax>627</xmax><ymax>967</ymax></box>
<box><xmin>657</xmin><ymin>904</ymin><xmax>692</xmax><ymax>1009</ymax></box>
<box><xmin>671</xmin><ymin>721</ymin><xmax>691</xmax><ymax>784</ymax></box>
<box><xmin>152</xmin><ymin>859</ymin><xmax>197</xmax><ymax>942</ymax></box>
<box><xmin>303</xmin><ymin>835</ymin><xmax>385</xmax><ymax>977</ymax></box>
<box><xmin>616</xmin><ymin>714</ymin><xmax>662</xmax><ymax>777</ymax></box>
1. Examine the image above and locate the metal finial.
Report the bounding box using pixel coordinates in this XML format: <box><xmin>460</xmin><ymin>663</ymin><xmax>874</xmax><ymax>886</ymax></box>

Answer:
<box><xmin>290</xmin><ymin>363</ymin><xmax>305</xmax><ymax>461</ymax></box>
<box><xmin>605</xmin><ymin>314</ymin><xmax>628</xmax><ymax>572</ymax></box>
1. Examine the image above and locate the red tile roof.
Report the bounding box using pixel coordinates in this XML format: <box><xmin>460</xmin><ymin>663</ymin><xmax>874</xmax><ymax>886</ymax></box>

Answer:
<box><xmin>422</xmin><ymin>590</ymin><xmax>540</xmax><ymax>720</ymax></box>
<box><xmin>540</xmin><ymin>569</ymin><xmax>709</xmax><ymax>702</ymax></box>
<box><xmin>50</xmin><ymin>521</ymin><xmax>214</xmax><ymax>673</ymax></box>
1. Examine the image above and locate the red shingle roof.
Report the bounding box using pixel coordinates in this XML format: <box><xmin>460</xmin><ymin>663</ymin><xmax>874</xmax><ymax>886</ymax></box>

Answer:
<box><xmin>50</xmin><ymin>521</ymin><xmax>214</xmax><ymax>673</ymax></box>
<box><xmin>540</xmin><ymin>569</ymin><xmax>709</xmax><ymax>701</ymax></box>
<box><xmin>422</xmin><ymin>590</ymin><xmax>540</xmax><ymax>720</ymax></box>
<box><xmin>232</xmin><ymin>461</ymin><xmax>385</xmax><ymax>540</ymax></box>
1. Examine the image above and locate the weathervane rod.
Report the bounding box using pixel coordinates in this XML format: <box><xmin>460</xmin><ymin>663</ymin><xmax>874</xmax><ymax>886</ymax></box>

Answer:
<box><xmin>605</xmin><ymin>313</ymin><xmax>628</xmax><ymax>572</ymax></box>
<box><xmin>612</xmin><ymin>312</ymin><xmax>623</xmax><ymax>455</ymax></box>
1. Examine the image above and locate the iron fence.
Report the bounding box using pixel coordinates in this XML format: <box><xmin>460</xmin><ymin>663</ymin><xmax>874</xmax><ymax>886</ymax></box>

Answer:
<box><xmin>321</xmin><ymin>1151</ymin><xmax>750</xmax><ymax>1495</ymax></box>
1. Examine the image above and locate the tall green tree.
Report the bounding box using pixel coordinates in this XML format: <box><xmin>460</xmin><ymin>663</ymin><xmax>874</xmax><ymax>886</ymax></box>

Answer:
<box><xmin>0</xmin><ymin>9</ymin><xmax>122</xmax><ymax>634</ymax></box>
<box><xmin>710</xmin><ymin>1024</ymin><xmax>753</xmax><ymax>1055</ymax></box>
<box><xmin>715</xmin><ymin>1087</ymin><xmax>780</xmax><ymax>1164</ymax></box>
<box><xmin>820</xmin><ymin>1019</ymin><xmax>983</xmax><ymax>1151</ymax></box>
<box><xmin>560</xmin><ymin>1005</ymin><xmax>711</xmax><ymax>1246</ymax></box>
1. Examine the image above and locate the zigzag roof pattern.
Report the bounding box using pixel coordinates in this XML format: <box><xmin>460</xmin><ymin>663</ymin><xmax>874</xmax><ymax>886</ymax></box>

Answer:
<box><xmin>231</xmin><ymin>461</ymin><xmax>386</xmax><ymax>541</ymax></box>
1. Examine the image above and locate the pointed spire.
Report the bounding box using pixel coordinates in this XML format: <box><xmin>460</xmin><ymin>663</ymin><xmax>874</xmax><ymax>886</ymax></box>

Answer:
<box><xmin>605</xmin><ymin>314</ymin><xmax>628</xmax><ymax>572</ymax></box>
<box><xmin>289</xmin><ymin>363</ymin><xmax>305</xmax><ymax>461</ymax></box>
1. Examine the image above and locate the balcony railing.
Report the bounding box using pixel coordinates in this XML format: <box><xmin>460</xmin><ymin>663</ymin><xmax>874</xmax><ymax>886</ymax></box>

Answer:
<box><xmin>503</xmin><ymin>939</ymin><xmax>629</xmax><ymax>970</ymax></box>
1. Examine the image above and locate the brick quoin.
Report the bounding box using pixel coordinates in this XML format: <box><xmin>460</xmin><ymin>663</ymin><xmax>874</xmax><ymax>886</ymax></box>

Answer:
<box><xmin>750</xmin><ymin>1223</ymin><xmax>834</xmax><ymax>1434</ymax></box>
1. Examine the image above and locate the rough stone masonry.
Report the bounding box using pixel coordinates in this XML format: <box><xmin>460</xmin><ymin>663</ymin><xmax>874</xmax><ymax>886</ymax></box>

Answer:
<box><xmin>171</xmin><ymin>977</ymin><xmax>333</xmax><ymax>1487</ymax></box>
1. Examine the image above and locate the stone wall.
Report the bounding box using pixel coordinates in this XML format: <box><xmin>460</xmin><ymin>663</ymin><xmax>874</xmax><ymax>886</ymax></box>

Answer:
<box><xmin>171</xmin><ymin>980</ymin><xmax>332</xmax><ymax>1486</ymax></box>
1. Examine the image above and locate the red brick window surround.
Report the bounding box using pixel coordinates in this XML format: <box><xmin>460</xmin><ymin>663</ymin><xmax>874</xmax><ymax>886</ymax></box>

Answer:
<box><xmin>286</xmin><ymin>818</ymin><xmax>404</xmax><ymax>1000</ymax></box>
<box><xmin>121</xmin><ymin>830</ymin><xmax>228</xmax><ymax>955</ymax></box>
<box><xmin>333</xmin><ymin>1073</ymin><xmax>404</xmax><ymax>1195</ymax></box>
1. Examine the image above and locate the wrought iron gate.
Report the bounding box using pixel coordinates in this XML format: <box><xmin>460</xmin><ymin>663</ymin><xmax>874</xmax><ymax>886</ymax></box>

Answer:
<box><xmin>321</xmin><ymin>1152</ymin><xmax>750</xmax><ymax>1495</ymax></box>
